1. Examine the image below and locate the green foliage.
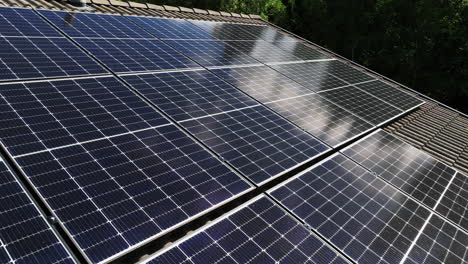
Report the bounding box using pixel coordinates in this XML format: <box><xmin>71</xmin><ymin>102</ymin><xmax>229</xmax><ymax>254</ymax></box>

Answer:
<box><xmin>136</xmin><ymin>0</ymin><xmax>468</xmax><ymax>113</ymax></box>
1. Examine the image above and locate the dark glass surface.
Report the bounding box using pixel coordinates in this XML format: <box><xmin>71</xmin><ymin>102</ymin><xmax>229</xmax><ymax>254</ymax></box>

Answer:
<box><xmin>272</xmin><ymin>41</ymin><xmax>331</xmax><ymax>60</ymax></box>
<box><xmin>342</xmin><ymin>130</ymin><xmax>456</xmax><ymax>208</ymax></box>
<box><xmin>319</xmin><ymin>86</ymin><xmax>403</xmax><ymax>125</ymax></box>
<box><xmin>267</xmin><ymin>94</ymin><xmax>374</xmax><ymax>147</ymax></box>
<box><xmin>225</xmin><ymin>40</ymin><xmax>302</xmax><ymax>63</ymax></box>
<box><xmin>15</xmin><ymin>125</ymin><xmax>251</xmax><ymax>263</ymax></box>
<box><xmin>0</xmin><ymin>7</ymin><xmax>61</xmax><ymax>37</ymax></box>
<box><xmin>0</xmin><ymin>76</ymin><xmax>169</xmax><ymax>156</ymax></box>
<box><xmin>435</xmin><ymin>172</ymin><xmax>468</xmax><ymax>229</ymax></box>
<box><xmin>190</xmin><ymin>21</ymin><xmax>259</xmax><ymax>40</ymax></box>
<box><xmin>181</xmin><ymin>106</ymin><xmax>330</xmax><ymax>185</ymax></box>
<box><xmin>122</xmin><ymin>70</ymin><xmax>258</xmax><ymax>121</ymax></box>
<box><xmin>211</xmin><ymin>65</ymin><xmax>312</xmax><ymax>103</ymax></box>
<box><xmin>324</xmin><ymin>60</ymin><xmax>375</xmax><ymax>84</ymax></box>
<box><xmin>270</xmin><ymin>154</ymin><xmax>431</xmax><ymax>264</ymax></box>
<box><xmin>148</xmin><ymin>196</ymin><xmax>349</xmax><ymax>264</ymax></box>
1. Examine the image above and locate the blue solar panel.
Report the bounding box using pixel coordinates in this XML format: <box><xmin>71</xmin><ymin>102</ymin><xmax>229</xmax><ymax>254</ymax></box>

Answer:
<box><xmin>145</xmin><ymin>195</ymin><xmax>349</xmax><ymax>264</ymax></box>
<box><xmin>0</xmin><ymin>157</ymin><xmax>76</xmax><ymax>264</ymax></box>
<box><xmin>75</xmin><ymin>38</ymin><xmax>199</xmax><ymax>73</ymax></box>
<box><xmin>122</xmin><ymin>70</ymin><xmax>258</xmax><ymax>121</ymax></box>
<box><xmin>0</xmin><ymin>76</ymin><xmax>169</xmax><ymax>156</ymax></box>
<box><xmin>342</xmin><ymin>130</ymin><xmax>456</xmax><ymax>209</ymax></box>
<box><xmin>165</xmin><ymin>39</ymin><xmax>260</xmax><ymax>67</ymax></box>
<box><xmin>181</xmin><ymin>106</ymin><xmax>330</xmax><ymax>185</ymax></box>
<box><xmin>0</xmin><ymin>36</ymin><xmax>107</xmax><ymax>81</ymax></box>
<box><xmin>0</xmin><ymin>7</ymin><xmax>62</xmax><ymax>37</ymax></box>
<box><xmin>270</xmin><ymin>153</ymin><xmax>431</xmax><ymax>264</ymax></box>
<box><xmin>225</xmin><ymin>40</ymin><xmax>303</xmax><ymax>63</ymax></box>
<box><xmin>39</xmin><ymin>10</ymin><xmax>153</xmax><ymax>39</ymax></box>
<box><xmin>127</xmin><ymin>16</ymin><xmax>215</xmax><ymax>40</ymax></box>
<box><xmin>14</xmin><ymin>125</ymin><xmax>252</xmax><ymax>263</ymax></box>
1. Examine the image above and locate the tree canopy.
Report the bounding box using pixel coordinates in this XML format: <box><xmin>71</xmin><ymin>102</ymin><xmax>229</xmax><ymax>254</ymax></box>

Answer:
<box><xmin>136</xmin><ymin>0</ymin><xmax>468</xmax><ymax>113</ymax></box>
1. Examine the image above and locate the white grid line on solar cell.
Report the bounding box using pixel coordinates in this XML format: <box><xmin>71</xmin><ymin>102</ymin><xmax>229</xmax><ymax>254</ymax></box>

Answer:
<box><xmin>0</xmin><ymin>7</ymin><xmax>62</xmax><ymax>37</ymax></box>
<box><xmin>181</xmin><ymin>105</ymin><xmax>330</xmax><ymax>185</ymax></box>
<box><xmin>0</xmin><ymin>76</ymin><xmax>169</xmax><ymax>157</ymax></box>
<box><xmin>265</xmin><ymin>94</ymin><xmax>375</xmax><ymax>147</ymax></box>
<box><xmin>74</xmin><ymin>38</ymin><xmax>200</xmax><ymax>73</ymax></box>
<box><xmin>13</xmin><ymin>124</ymin><xmax>252</xmax><ymax>263</ymax></box>
<box><xmin>341</xmin><ymin>129</ymin><xmax>457</xmax><ymax>209</ymax></box>
<box><xmin>39</xmin><ymin>10</ymin><xmax>154</xmax><ymax>39</ymax></box>
<box><xmin>318</xmin><ymin>86</ymin><xmax>404</xmax><ymax>126</ymax></box>
<box><xmin>436</xmin><ymin>172</ymin><xmax>468</xmax><ymax>231</ymax></box>
<box><xmin>224</xmin><ymin>40</ymin><xmax>304</xmax><ymax>63</ymax></box>
<box><xmin>0</xmin><ymin>157</ymin><xmax>76</xmax><ymax>264</ymax></box>
<box><xmin>403</xmin><ymin>214</ymin><xmax>468</xmax><ymax>264</ymax></box>
<box><xmin>121</xmin><ymin>69</ymin><xmax>259</xmax><ymax>122</ymax></box>
<box><xmin>165</xmin><ymin>39</ymin><xmax>260</xmax><ymax>67</ymax></box>
<box><xmin>144</xmin><ymin>195</ymin><xmax>350</xmax><ymax>264</ymax></box>
<box><xmin>126</xmin><ymin>15</ymin><xmax>215</xmax><ymax>40</ymax></box>
<box><xmin>355</xmin><ymin>80</ymin><xmax>425</xmax><ymax>112</ymax></box>
<box><xmin>210</xmin><ymin>65</ymin><xmax>314</xmax><ymax>104</ymax></box>
<box><xmin>269</xmin><ymin>153</ymin><xmax>432</xmax><ymax>264</ymax></box>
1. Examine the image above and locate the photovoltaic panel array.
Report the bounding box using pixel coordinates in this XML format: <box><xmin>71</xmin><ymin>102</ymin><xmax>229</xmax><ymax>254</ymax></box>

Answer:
<box><xmin>270</xmin><ymin>153</ymin><xmax>432</xmax><ymax>264</ymax></box>
<box><xmin>0</xmin><ymin>157</ymin><xmax>76</xmax><ymax>264</ymax></box>
<box><xmin>14</xmin><ymin>125</ymin><xmax>252</xmax><ymax>263</ymax></box>
<box><xmin>181</xmin><ymin>106</ymin><xmax>330</xmax><ymax>185</ymax></box>
<box><xmin>0</xmin><ymin>7</ymin><xmax>107</xmax><ymax>81</ymax></box>
<box><xmin>121</xmin><ymin>70</ymin><xmax>258</xmax><ymax>121</ymax></box>
<box><xmin>144</xmin><ymin>195</ymin><xmax>350</xmax><ymax>264</ymax></box>
<box><xmin>342</xmin><ymin>130</ymin><xmax>457</xmax><ymax>209</ymax></box>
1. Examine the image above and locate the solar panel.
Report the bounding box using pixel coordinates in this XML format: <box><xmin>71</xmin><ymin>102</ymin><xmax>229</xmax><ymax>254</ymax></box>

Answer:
<box><xmin>181</xmin><ymin>106</ymin><xmax>330</xmax><ymax>185</ymax></box>
<box><xmin>127</xmin><ymin>16</ymin><xmax>215</xmax><ymax>40</ymax></box>
<box><xmin>189</xmin><ymin>21</ymin><xmax>258</xmax><ymax>40</ymax></box>
<box><xmin>121</xmin><ymin>70</ymin><xmax>258</xmax><ymax>121</ymax></box>
<box><xmin>0</xmin><ymin>36</ymin><xmax>108</xmax><ymax>81</ymax></box>
<box><xmin>211</xmin><ymin>65</ymin><xmax>313</xmax><ymax>103</ymax></box>
<box><xmin>231</xmin><ymin>24</ymin><xmax>298</xmax><ymax>42</ymax></box>
<box><xmin>165</xmin><ymin>39</ymin><xmax>259</xmax><ymax>67</ymax></box>
<box><xmin>266</xmin><ymin>94</ymin><xmax>374</xmax><ymax>147</ymax></box>
<box><xmin>272</xmin><ymin>41</ymin><xmax>331</xmax><ymax>60</ymax></box>
<box><xmin>403</xmin><ymin>215</ymin><xmax>468</xmax><ymax>264</ymax></box>
<box><xmin>0</xmin><ymin>7</ymin><xmax>61</xmax><ymax>37</ymax></box>
<box><xmin>144</xmin><ymin>195</ymin><xmax>349</xmax><ymax>264</ymax></box>
<box><xmin>14</xmin><ymin>125</ymin><xmax>252</xmax><ymax>263</ymax></box>
<box><xmin>0</xmin><ymin>157</ymin><xmax>76</xmax><ymax>264</ymax></box>
<box><xmin>269</xmin><ymin>153</ymin><xmax>431</xmax><ymax>264</ymax></box>
<box><xmin>342</xmin><ymin>130</ymin><xmax>457</xmax><ymax>209</ymax></box>
<box><xmin>0</xmin><ymin>76</ymin><xmax>169</xmax><ymax>156</ymax></box>
<box><xmin>318</xmin><ymin>86</ymin><xmax>403</xmax><ymax>125</ymax></box>
<box><xmin>356</xmin><ymin>80</ymin><xmax>425</xmax><ymax>111</ymax></box>
<box><xmin>270</xmin><ymin>61</ymin><xmax>348</xmax><ymax>91</ymax></box>
<box><xmin>39</xmin><ymin>10</ymin><xmax>153</xmax><ymax>39</ymax></box>
<box><xmin>434</xmin><ymin>172</ymin><xmax>468</xmax><ymax>230</ymax></box>
<box><xmin>224</xmin><ymin>40</ymin><xmax>303</xmax><ymax>63</ymax></box>
<box><xmin>74</xmin><ymin>38</ymin><xmax>199</xmax><ymax>73</ymax></box>
<box><xmin>325</xmin><ymin>60</ymin><xmax>375</xmax><ymax>84</ymax></box>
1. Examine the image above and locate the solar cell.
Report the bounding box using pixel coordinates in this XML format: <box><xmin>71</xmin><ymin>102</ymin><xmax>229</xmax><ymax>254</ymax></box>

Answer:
<box><xmin>270</xmin><ymin>61</ymin><xmax>348</xmax><ymax>91</ymax></box>
<box><xmin>145</xmin><ymin>195</ymin><xmax>349</xmax><ymax>264</ymax></box>
<box><xmin>266</xmin><ymin>94</ymin><xmax>374</xmax><ymax>147</ymax></box>
<box><xmin>0</xmin><ymin>157</ymin><xmax>76</xmax><ymax>264</ymax></box>
<box><xmin>75</xmin><ymin>38</ymin><xmax>199</xmax><ymax>73</ymax></box>
<box><xmin>269</xmin><ymin>153</ymin><xmax>431</xmax><ymax>264</ymax></box>
<box><xmin>356</xmin><ymin>80</ymin><xmax>425</xmax><ymax>111</ymax></box>
<box><xmin>403</xmin><ymin>215</ymin><xmax>468</xmax><ymax>264</ymax></box>
<box><xmin>121</xmin><ymin>70</ymin><xmax>258</xmax><ymax>121</ymax></box>
<box><xmin>435</xmin><ymin>172</ymin><xmax>468</xmax><ymax>230</ymax></box>
<box><xmin>325</xmin><ymin>60</ymin><xmax>375</xmax><ymax>84</ymax></box>
<box><xmin>0</xmin><ymin>7</ymin><xmax>61</xmax><ymax>37</ymax></box>
<box><xmin>14</xmin><ymin>125</ymin><xmax>252</xmax><ymax>263</ymax></box>
<box><xmin>272</xmin><ymin>41</ymin><xmax>331</xmax><ymax>60</ymax></box>
<box><xmin>190</xmin><ymin>21</ymin><xmax>258</xmax><ymax>40</ymax></box>
<box><xmin>0</xmin><ymin>76</ymin><xmax>169</xmax><ymax>156</ymax></box>
<box><xmin>232</xmin><ymin>24</ymin><xmax>298</xmax><ymax>42</ymax></box>
<box><xmin>127</xmin><ymin>16</ymin><xmax>215</xmax><ymax>40</ymax></box>
<box><xmin>318</xmin><ymin>86</ymin><xmax>403</xmax><ymax>125</ymax></box>
<box><xmin>39</xmin><ymin>10</ymin><xmax>153</xmax><ymax>39</ymax></box>
<box><xmin>0</xmin><ymin>36</ymin><xmax>107</xmax><ymax>81</ymax></box>
<box><xmin>165</xmin><ymin>39</ymin><xmax>259</xmax><ymax>67</ymax></box>
<box><xmin>211</xmin><ymin>65</ymin><xmax>313</xmax><ymax>103</ymax></box>
<box><xmin>225</xmin><ymin>40</ymin><xmax>303</xmax><ymax>63</ymax></box>
<box><xmin>342</xmin><ymin>130</ymin><xmax>457</xmax><ymax>209</ymax></box>
<box><xmin>181</xmin><ymin>106</ymin><xmax>330</xmax><ymax>185</ymax></box>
